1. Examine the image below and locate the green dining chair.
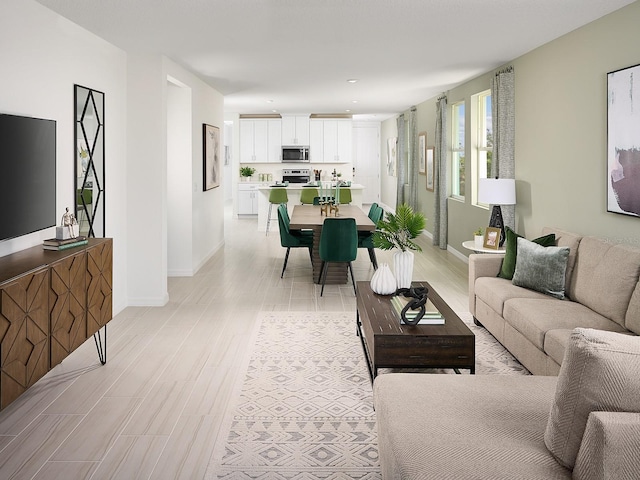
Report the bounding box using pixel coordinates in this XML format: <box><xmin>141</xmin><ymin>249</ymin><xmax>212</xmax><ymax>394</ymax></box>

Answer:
<box><xmin>337</xmin><ymin>188</ymin><xmax>352</xmax><ymax>205</ymax></box>
<box><xmin>277</xmin><ymin>205</ymin><xmax>313</xmax><ymax>278</ymax></box>
<box><xmin>319</xmin><ymin>217</ymin><xmax>358</xmax><ymax>296</ymax></box>
<box><xmin>358</xmin><ymin>205</ymin><xmax>384</xmax><ymax>270</ymax></box>
<box><xmin>300</xmin><ymin>187</ymin><xmax>319</xmax><ymax>205</ymax></box>
<box><xmin>266</xmin><ymin>187</ymin><xmax>288</xmax><ymax>236</ymax></box>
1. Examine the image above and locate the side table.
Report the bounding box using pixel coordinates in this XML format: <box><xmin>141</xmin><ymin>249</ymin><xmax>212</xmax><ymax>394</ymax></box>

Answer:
<box><xmin>462</xmin><ymin>240</ymin><xmax>506</xmax><ymax>254</ymax></box>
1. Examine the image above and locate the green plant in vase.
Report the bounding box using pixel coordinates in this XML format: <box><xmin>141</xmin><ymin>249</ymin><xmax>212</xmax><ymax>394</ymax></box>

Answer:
<box><xmin>240</xmin><ymin>166</ymin><xmax>256</xmax><ymax>181</ymax></box>
<box><xmin>373</xmin><ymin>203</ymin><xmax>426</xmax><ymax>289</ymax></box>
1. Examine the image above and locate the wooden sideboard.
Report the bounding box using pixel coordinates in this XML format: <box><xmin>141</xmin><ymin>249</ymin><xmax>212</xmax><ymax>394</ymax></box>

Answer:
<box><xmin>0</xmin><ymin>238</ymin><xmax>112</xmax><ymax>410</ymax></box>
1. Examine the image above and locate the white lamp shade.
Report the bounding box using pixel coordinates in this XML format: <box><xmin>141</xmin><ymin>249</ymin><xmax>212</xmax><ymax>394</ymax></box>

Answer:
<box><xmin>478</xmin><ymin>178</ymin><xmax>516</xmax><ymax>205</ymax></box>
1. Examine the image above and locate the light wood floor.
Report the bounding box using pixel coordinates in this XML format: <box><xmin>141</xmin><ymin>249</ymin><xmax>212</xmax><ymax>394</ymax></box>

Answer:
<box><xmin>0</xmin><ymin>204</ymin><xmax>469</xmax><ymax>479</ymax></box>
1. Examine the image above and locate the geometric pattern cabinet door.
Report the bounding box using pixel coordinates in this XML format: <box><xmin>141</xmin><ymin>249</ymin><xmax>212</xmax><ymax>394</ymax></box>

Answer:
<box><xmin>86</xmin><ymin>239</ymin><xmax>113</xmax><ymax>338</ymax></box>
<box><xmin>49</xmin><ymin>251</ymin><xmax>87</xmax><ymax>368</ymax></box>
<box><xmin>0</xmin><ymin>268</ymin><xmax>50</xmax><ymax>410</ymax></box>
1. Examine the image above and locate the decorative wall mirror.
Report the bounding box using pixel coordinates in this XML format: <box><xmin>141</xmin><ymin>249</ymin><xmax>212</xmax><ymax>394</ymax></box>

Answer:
<box><xmin>74</xmin><ymin>85</ymin><xmax>105</xmax><ymax>237</ymax></box>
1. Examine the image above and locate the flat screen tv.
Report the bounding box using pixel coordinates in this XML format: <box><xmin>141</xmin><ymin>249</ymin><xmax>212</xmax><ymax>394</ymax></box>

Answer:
<box><xmin>0</xmin><ymin>113</ymin><xmax>56</xmax><ymax>241</ymax></box>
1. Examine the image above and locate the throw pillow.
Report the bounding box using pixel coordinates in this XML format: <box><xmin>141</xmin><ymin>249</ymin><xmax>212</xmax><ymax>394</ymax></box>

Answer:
<box><xmin>498</xmin><ymin>227</ymin><xmax>556</xmax><ymax>280</ymax></box>
<box><xmin>544</xmin><ymin>328</ymin><xmax>640</xmax><ymax>469</ymax></box>
<box><xmin>512</xmin><ymin>237</ymin><xmax>569</xmax><ymax>299</ymax></box>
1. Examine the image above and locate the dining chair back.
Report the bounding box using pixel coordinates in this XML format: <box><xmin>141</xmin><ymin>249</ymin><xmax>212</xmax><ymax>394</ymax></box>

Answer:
<box><xmin>318</xmin><ymin>217</ymin><xmax>358</xmax><ymax>296</ymax></box>
<box><xmin>300</xmin><ymin>187</ymin><xmax>319</xmax><ymax>205</ymax></box>
<box><xmin>266</xmin><ymin>187</ymin><xmax>288</xmax><ymax>236</ymax></box>
<box><xmin>358</xmin><ymin>205</ymin><xmax>384</xmax><ymax>269</ymax></box>
<box><xmin>277</xmin><ymin>204</ymin><xmax>313</xmax><ymax>278</ymax></box>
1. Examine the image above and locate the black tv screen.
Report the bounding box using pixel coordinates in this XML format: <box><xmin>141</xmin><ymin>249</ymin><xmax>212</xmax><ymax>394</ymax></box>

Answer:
<box><xmin>0</xmin><ymin>114</ymin><xmax>56</xmax><ymax>241</ymax></box>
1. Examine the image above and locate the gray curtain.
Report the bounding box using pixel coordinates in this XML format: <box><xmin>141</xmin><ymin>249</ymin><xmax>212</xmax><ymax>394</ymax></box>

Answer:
<box><xmin>490</xmin><ymin>66</ymin><xmax>516</xmax><ymax>231</ymax></box>
<box><xmin>407</xmin><ymin>106</ymin><xmax>418</xmax><ymax>210</ymax></box>
<box><xmin>433</xmin><ymin>95</ymin><xmax>448</xmax><ymax>249</ymax></box>
<box><xmin>396</xmin><ymin>114</ymin><xmax>406</xmax><ymax>207</ymax></box>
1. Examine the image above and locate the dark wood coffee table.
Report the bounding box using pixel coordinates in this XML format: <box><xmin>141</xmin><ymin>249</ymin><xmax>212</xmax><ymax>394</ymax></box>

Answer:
<box><xmin>356</xmin><ymin>281</ymin><xmax>475</xmax><ymax>381</ymax></box>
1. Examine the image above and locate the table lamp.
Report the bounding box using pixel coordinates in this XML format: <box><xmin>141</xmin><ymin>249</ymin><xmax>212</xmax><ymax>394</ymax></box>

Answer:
<box><xmin>478</xmin><ymin>178</ymin><xmax>516</xmax><ymax>246</ymax></box>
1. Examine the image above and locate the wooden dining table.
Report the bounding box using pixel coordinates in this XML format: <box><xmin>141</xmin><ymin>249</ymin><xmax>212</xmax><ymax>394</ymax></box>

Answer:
<box><xmin>289</xmin><ymin>204</ymin><xmax>376</xmax><ymax>284</ymax></box>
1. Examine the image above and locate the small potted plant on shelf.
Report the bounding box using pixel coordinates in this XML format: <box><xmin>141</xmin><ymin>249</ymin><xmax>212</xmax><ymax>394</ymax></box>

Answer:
<box><xmin>240</xmin><ymin>166</ymin><xmax>256</xmax><ymax>181</ymax></box>
<box><xmin>474</xmin><ymin>227</ymin><xmax>484</xmax><ymax>249</ymax></box>
<box><xmin>372</xmin><ymin>203</ymin><xmax>426</xmax><ymax>289</ymax></box>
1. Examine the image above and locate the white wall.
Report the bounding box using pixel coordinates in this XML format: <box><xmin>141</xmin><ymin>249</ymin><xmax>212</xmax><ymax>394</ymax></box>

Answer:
<box><xmin>0</xmin><ymin>0</ymin><xmax>128</xmax><ymax>314</ymax></box>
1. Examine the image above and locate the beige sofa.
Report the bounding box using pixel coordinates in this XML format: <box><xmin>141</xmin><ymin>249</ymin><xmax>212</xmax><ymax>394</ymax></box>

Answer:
<box><xmin>469</xmin><ymin>228</ymin><xmax>640</xmax><ymax>375</ymax></box>
<box><xmin>374</xmin><ymin>328</ymin><xmax>640</xmax><ymax>479</ymax></box>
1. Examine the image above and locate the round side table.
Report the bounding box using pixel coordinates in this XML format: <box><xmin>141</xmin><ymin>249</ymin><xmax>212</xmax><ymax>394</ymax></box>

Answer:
<box><xmin>462</xmin><ymin>240</ymin><xmax>506</xmax><ymax>254</ymax></box>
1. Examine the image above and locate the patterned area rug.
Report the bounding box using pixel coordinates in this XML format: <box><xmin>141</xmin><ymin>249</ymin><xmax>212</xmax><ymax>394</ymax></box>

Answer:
<box><xmin>206</xmin><ymin>311</ymin><xmax>528</xmax><ymax>479</ymax></box>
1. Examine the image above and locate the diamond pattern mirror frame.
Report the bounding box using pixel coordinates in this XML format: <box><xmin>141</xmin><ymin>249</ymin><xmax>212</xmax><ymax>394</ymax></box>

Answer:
<box><xmin>74</xmin><ymin>85</ymin><xmax>105</xmax><ymax>238</ymax></box>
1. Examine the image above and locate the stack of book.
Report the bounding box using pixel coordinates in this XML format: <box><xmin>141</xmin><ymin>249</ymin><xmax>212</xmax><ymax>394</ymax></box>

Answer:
<box><xmin>391</xmin><ymin>294</ymin><xmax>445</xmax><ymax>325</ymax></box>
<box><xmin>43</xmin><ymin>236</ymin><xmax>88</xmax><ymax>251</ymax></box>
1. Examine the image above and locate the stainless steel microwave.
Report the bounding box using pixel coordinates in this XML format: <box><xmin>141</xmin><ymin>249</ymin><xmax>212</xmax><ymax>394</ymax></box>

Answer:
<box><xmin>282</xmin><ymin>146</ymin><xmax>310</xmax><ymax>163</ymax></box>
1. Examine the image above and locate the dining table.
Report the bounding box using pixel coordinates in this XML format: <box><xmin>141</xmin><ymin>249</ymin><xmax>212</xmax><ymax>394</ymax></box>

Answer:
<box><xmin>289</xmin><ymin>204</ymin><xmax>376</xmax><ymax>284</ymax></box>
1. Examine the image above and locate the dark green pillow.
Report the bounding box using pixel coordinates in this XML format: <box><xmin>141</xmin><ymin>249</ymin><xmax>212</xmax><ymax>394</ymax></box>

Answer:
<box><xmin>498</xmin><ymin>227</ymin><xmax>556</xmax><ymax>280</ymax></box>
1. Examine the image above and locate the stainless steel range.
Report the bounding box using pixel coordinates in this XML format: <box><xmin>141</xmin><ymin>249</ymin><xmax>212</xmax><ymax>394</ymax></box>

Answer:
<box><xmin>282</xmin><ymin>168</ymin><xmax>310</xmax><ymax>184</ymax></box>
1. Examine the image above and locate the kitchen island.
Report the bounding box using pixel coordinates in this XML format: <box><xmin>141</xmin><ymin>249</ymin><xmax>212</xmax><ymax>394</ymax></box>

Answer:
<box><xmin>254</xmin><ymin>183</ymin><xmax>365</xmax><ymax>232</ymax></box>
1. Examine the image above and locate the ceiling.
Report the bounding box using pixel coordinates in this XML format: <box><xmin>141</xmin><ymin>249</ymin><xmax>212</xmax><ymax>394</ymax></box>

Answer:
<box><xmin>36</xmin><ymin>0</ymin><xmax>636</xmax><ymax>120</ymax></box>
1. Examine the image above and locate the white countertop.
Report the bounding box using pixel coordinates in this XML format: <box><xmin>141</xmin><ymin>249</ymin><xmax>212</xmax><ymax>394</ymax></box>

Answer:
<box><xmin>255</xmin><ymin>183</ymin><xmax>364</xmax><ymax>190</ymax></box>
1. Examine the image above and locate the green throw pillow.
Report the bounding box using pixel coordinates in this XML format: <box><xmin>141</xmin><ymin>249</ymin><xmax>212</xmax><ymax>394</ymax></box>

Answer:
<box><xmin>512</xmin><ymin>237</ymin><xmax>570</xmax><ymax>299</ymax></box>
<box><xmin>498</xmin><ymin>226</ymin><xmax>556</xmax><ymax>280</ymax></box>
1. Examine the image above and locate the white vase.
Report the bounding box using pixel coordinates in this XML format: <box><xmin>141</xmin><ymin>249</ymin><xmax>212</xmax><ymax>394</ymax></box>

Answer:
<box><xmin>474</xmin><ymin>235</ymin><xmax>484</xmax><ymax>249</ymax></box>
<box><xmin>370</xmin><ymin>263</ymin><xmax>396</xmax><ymax>295</ymax></box>
<box><xmin>394</xmin><ymin>250</ymin><xmax>414</xmax><ymax>289</ymax></box>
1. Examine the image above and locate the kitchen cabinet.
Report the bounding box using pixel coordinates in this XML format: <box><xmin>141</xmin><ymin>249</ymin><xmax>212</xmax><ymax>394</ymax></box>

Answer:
<box><xmin>309</xmin><ymin>119</ymin><xmax>352</xmax><ymax>163</ymax></box>
<box><xmin>281</xmin><ymin>114</ymin><xmax>310</xmax><ymax>146</ymax></box>
<box><xmin>238</xmin><ymin>183</ymin><xmax>259</xmax><ymax>214</ymax></box>
<box><xmin>240</xmin><ymin>119</ymin><xmax>282</xmax><ymax>163</ymax></box>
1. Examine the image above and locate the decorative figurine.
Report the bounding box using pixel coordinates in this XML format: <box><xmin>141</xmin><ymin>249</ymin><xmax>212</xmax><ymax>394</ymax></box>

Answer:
<box><xmin>57</xmin><ymin>207</ymin><xmax>78</xmax><ymax>239</ymax></box>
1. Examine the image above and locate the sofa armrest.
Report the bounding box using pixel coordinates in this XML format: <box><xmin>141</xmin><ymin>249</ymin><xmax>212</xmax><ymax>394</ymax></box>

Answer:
<box><xmin>468</xmin><ymin>253</ymin><xmax>505</xmax><ymax>316</ymax></box>
<box><xmin>573</xmin><ymin>411</ymin><xmax>640</xmax><ymax>480</ymax></box>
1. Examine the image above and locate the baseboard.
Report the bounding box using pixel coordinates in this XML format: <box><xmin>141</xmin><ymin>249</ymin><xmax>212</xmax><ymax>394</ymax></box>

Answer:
<box><xmin>127</xmin><ymin>293</ymin><xmax>170</xmax><ymax>307</ymax></box>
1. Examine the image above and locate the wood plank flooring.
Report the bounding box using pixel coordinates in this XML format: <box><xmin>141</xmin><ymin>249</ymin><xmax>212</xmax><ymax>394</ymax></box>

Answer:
<box><xmin>0</xmin><ymin>204</ymin><xmax>469</xmax><ymax>479</ymax></box>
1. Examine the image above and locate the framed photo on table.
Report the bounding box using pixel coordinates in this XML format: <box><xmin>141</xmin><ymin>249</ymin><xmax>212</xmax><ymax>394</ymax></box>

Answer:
<box><xmin>426</xmin><ymin>147</ymin><xmax>435</xmax><ymax>192</ymax></box>
<box><xmin>203</xmin><ymin>123</ymin><xmax>220</xmax><ymax>191</ymax></box>
<box><xmin>418</xmin><ymin>132</ymin><xmax>427</xmax><ymax>174</ymax></box>
<box><xmin>483</xmin><ymin>227</ymin><xmax>501</xmax><ymax>250</ymax></box>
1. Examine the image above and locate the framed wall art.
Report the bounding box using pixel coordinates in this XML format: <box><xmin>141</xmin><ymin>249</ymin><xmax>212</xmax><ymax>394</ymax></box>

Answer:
<box><xmin>418</xmin><ymin>132</ymin><xmax>427</xmax><ymax>174</ymax></box>
<box><xmin>203</xmin><ymin>123</ymin><xmax>220</xmax><ymax>191</ymax></box>
<box><xmin>426</xmin><ymin>146</ymin><xmax>435</xmax><ymax>192</ymax></box>
<box><xmin>607</xmin><ymin>64</ymin><xmax>640</xmax><ymax>217</ymax></box>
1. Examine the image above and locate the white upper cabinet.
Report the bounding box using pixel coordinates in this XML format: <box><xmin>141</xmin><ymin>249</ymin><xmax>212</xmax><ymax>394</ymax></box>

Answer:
<box><xmin>240</xmin><ymin>119</ymin><xmax>282</xmax><ymax>163</ymax></box>
<box><xmin>281</xmin><ymin>114</ymin><xmax>310</xmax><ymax>146</ymax></box>
<box><xmin>309</xmin><ymin>119</ymin><xmax>352</xmax><ymax>163</ymax></box>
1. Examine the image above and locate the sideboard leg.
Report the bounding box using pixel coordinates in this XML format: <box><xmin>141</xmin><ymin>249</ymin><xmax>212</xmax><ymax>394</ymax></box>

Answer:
<box><xmin>93</xmin><ymin>325</ymin><xmax>107</xmax><ymax>365</ymax></box>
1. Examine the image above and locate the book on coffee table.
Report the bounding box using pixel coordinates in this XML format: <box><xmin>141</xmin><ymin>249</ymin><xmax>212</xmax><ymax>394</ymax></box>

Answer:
<box><xmin>391</xmin><ymin>295</ymin><xmax>444</xmax><ymax>325</ymax></box>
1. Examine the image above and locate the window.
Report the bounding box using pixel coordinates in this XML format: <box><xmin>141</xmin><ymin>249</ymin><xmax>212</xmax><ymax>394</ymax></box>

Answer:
<box><xmin>451</xmin><ymin>101</ymin><xmax>465</xmax><ymax>198</ymax></box>
<box><xmin>476</xmin><ymin>91</ymin><xmax>493</xmax><ymax>204</ymax></box>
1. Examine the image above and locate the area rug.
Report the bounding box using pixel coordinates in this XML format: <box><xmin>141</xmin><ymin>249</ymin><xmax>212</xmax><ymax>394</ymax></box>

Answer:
<box><xmin>206</xmin><ymin>311</ymin><xmax>528</xmax><ymax>479</ymax></box>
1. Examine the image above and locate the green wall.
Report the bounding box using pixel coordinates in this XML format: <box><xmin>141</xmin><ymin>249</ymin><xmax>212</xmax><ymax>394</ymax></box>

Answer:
<box><xmin>383</xmin><ymin>0</ymin><xmax>640</xmax><ymax>254</ymax></box>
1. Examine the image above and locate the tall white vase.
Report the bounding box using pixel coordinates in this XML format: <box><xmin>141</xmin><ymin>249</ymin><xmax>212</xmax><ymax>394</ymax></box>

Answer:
<box><xmin>394</xmin><ymin>250</ymin><xmax>414</xmax><ymax>289</ymax></box>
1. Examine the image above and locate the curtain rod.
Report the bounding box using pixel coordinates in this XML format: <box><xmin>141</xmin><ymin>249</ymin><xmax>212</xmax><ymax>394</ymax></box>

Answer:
<box><xmin>495</xmin><ymin>65</ymin><xmax>514</xmax><ymax>76</ymax></box>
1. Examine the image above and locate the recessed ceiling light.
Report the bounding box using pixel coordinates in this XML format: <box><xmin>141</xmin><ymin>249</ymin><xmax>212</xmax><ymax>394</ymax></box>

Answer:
<box><xmin>266</xmin><ymin>99</ymin><xmax>274</xmax><ymax>103</ymax></box>
<box><xmin>347</xmin><ymin>79</ymin><xmax>358</xmax><ymax>84</ymax></box>
<box><xmin>345</xmin><ymin>109</ymin><xmax>351</xmax><ymax>112</ymax></box>
<box><xmin>351</xmin><ymin>100</ymin><xmax>358</xmax><ymax>104</ymax></box>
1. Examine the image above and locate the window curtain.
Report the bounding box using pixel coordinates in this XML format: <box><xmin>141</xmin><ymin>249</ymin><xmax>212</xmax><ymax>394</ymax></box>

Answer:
<box><xmin>407</xmin><ymin>106</ymin><xmax>419</xmax><ymax>210</ymax></box>
<box><xmin>396</xmin><ymin>114</ymin><xmax>406</xmax><ymax>207</ymax></box>
<box><xmin>433</xmin><ymin>95</ymin><xmax>448</xmax><ymax>249</ymax></box>
<box><xmin>490</xmin><ymin>66</ymin><xmax>515</xmax><ymax>232</ymax></box>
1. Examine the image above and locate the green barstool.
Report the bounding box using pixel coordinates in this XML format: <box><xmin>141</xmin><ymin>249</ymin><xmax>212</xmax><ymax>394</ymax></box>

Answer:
<box><xmin>266</xmin><ymin>187</ymin><xmax>288</xmax><ymax>235</ymax></box>
<box><xmin>300</xmin><ymin>187</ymin><xmax>319</xmax><ymax>205</ymax></box>
<box><xmin>338</xmin><ymin>188</ymin><xmax>352</xmax><ymax>205</ymax></box>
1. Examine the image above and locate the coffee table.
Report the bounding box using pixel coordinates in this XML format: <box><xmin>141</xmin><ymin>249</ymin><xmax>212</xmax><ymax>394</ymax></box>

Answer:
<box><xmin>356</xmin><ymin>281</ymin><xmax>475</xmax><ymax>381</ymax></box>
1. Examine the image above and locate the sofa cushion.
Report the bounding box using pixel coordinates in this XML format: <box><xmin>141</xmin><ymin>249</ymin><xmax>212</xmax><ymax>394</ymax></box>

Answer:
<box><xmin>544</xmin><ymin>328</ymin><xmax>640</xmax><ymax>469</ymax></box>
<box><xmin>374</xmin><ymin>374</ymin><xmax>569</xmax><ymax>479</ymax></box>
<box><xmin>543</xmin><ymin>329</ymin><xmax>574</xmax><ymax>366</ymax></box>
<box><xmin>625</xmin><ymin>282</ymin><xmax>640</xmax><ymax>335</ymax></box>
<box><xmin>498</xmin><ymin>227</ymin><xmax>556</xmax><ymax>280</ymax></box>
<box><xmin>541</xmin><ymin>227</ymin><xmax>583</xmax><ymax>298</ymax></box>
<box><xmin>512</xmin><ymin>238</ymin><xmax>570</xmax><ymax>299</ymax></box>
<box><xmin>503</xmin><ymin>299</ymin><xmax>626</xmax><ymax>351</ymax></box>
<box><xmin>475</xmin><ymin>276</ymin><xmax>552</xmax><ymax>316</ymax></box>
<box><xmin>568</xmin><ymin>237</ymin><xmax>640</xmax><ymax>326</ymax></box>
